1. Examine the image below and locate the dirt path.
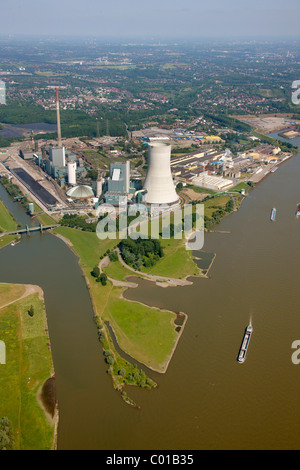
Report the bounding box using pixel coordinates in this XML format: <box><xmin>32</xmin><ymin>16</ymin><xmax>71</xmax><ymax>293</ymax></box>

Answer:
<box><xmin>115</xmin><ymin>248</ymin><xmax>193</xmax><ymax>287</ymax></box>
<box><xmin>0</xmin><ymin>284</ymin><xmax>44</xmax><ymax>310</ymax></box>
<box><xmin>98</xmin><ymin>255</ymin><xmax>139</xmax><ymax>288</ymax></box>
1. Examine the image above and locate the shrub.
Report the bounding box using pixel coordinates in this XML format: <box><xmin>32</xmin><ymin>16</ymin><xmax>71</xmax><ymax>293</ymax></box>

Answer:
<box><xmin>97</xmin><ymin>273</ymin><xmax>107</xmax><ymax>286</ymax></box>
<box><xmin>0</xmin><ymin>417</ymin><xmax>14</xmax><ymax>450</ymax></box>
<box><xmin>28</xmin><ymin>305</ymin><xmax>34</xmax><ymax>317</ymax></box>
<box><xmin>91</xmin><ymin>266</ymin><xmax>100</xmax><ymax>278</ymax></box>
<box><xmin>109</xmin><ymin>251</ymin><xmax>118</xmax><ymax>262</ymax></box>
<box><xmin>105</xmin><ymin>355</ymin><xmax>114</xmax><ymax>365</ymax></box>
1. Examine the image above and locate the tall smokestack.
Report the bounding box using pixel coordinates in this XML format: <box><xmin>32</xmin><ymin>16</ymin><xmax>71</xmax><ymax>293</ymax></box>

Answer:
<box><xmin>56</xmin><ymin>87</ymin><xmax>62</xmax><ymax>147</ymax></box>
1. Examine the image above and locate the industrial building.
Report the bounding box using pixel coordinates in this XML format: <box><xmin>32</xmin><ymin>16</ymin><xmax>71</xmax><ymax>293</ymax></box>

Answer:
<box><xmin>26</xmin><ymin>89</ymin><xmax>85</xmax><ymax>187</ymax></box>
<box><xmin>0</xmin><ymin>80</ymin><xmax>6</xmax><ymax>105</ymax></box>
<box><xmin>192</xmin><ymin>171</ymin><xmax>234</xmax><ymax>192</ymax></box>
<box><xmin>104</xmin><ymin>161</ymin><xmax>130</xmax><ymax>206</ymax></box>
<box><xmin>143</xmin><ymin>142</ymin><xmax>179</xmax><ymax>207</ymax></box>
<box><xmin>66</xmin><ymin>185</ymin><xmax>94</xmax><ymax>200</ymax></box>
<box><xmin>50</xmin><ymin>146</ymin><xmax>65</xmax><ymax>168</ymax></box>
<box><xmin>67</xmin><ymin>161</ymin><xmax>77</xmax><ymax>185</ymax></box>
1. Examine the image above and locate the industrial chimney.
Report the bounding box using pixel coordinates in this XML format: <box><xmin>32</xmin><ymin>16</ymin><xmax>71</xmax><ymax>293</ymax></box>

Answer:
<box><xmin>143</xmin><ymin>142</ymin><xmax>179</xmax><ymax>206</ymax></box>
<box><xmin>56</xmin><ymin>87</ymin><xmax>62</xmax><ymax>147</ymax></box>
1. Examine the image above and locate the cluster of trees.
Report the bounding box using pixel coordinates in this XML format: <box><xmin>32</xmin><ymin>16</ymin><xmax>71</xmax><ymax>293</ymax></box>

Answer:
<box><xmin>119</xmin><ymin>238</ymin><xmax>164</xmax><ymax>270</ymax></box>
<box><xmin>103</xmin><ymin>350</ymin><xmax>114</xmax><ymax>365</ymax></box>
<box><xmin>0</xmin><ymin>104</ymin><xmax>127</xmax><ymax>140</ymax></box>
<box><xmin>0</xmin><ymin>417</ymin><xmax>14</xmax><ymax>450</ymax></box>
<box><xmin>91</xmin><ymin>266</ymin><xmax>107</xmax><ymax>285</ymax></box>
<box><xmin>0</xmin><ymin>177</ymin><xmax>30</xmax><ymax>213</ymax></box>
<box><xmin>118</xmin><ymin>366</ymin><xmax>153</xmax><ymax>390</ymax></box>
<box><xmin>204</xmin><ymin>198</ymin><xmax>235</xmax><ymax>229</ymax></box>
<box><xmin>103</xmin><ymin>348</ymin><xmax>154</xmax><ymax>389</ymax></box>
<box><xmin>205</xmin><ymin>113</ymin><xmax>252</xmax><ymax>133</ymax></box>
<box><xmin>59</xmin><ymin>214</ymin><xmax>97</xmax><ymax>232</ymax></box>
<box><xmin>85</xmin><ymin>169</ymin><xmax>98</xmax><ymax>181</ymax></box>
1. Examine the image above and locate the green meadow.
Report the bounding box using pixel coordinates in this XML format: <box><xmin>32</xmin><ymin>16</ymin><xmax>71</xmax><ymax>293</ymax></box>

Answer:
<box><xmin>0</xmin><ymin>200</ymin><xmax>19</xmax><ymax>248</ymax></box>
<box><xmin>52</xmin><ymin>226</ymin><xmax>184</xmax><ymax>374</ymax></box>
<box><xmin>0</xmin><ymin>284</ymin><xmax>56</xmax><ymax>450</ymax></box>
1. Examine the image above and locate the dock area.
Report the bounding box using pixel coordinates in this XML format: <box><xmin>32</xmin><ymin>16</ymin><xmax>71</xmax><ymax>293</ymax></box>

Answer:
<box><xmin>248</xmin><ymin>154</ymin><xmax>293</xmax><ymax>184</ymax></box>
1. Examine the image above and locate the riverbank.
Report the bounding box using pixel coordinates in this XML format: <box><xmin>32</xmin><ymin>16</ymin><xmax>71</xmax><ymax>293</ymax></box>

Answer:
<box><xmin>0</xmin><ymin>199</ymin><xmax>20</xmax><ymax>248</ymax></box>
<box><xmin>0</xmin><ymin>282</ymin><xmax>57</xmax><ymax>449</ymax></box>
<box><xmin>52</xmin><ymin>226</ymin><xmax>191</xmax><ymax>407</ymax></box>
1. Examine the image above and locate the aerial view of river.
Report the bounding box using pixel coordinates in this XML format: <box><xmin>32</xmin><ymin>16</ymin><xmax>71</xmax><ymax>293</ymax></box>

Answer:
<box><xmin>0</xmin><ymin>144</ymin><xmax>300</xmax><ymax>449</ymax></box>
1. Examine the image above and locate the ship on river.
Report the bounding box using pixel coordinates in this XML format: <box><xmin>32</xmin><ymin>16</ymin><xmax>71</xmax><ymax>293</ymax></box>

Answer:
<box><xmin>237</xmin><ymin>323</ymin><xmax>253</xmax><ymax>363</ymax></box>
<box><xmin>296</xmin><ymin>204</ymin><xmax>300</xmax><ymax>216</ymax></box>
<box><xmin>270</xmin><ymin>208</ymin><xmax>276</xmax><ymax>221</ymax></box>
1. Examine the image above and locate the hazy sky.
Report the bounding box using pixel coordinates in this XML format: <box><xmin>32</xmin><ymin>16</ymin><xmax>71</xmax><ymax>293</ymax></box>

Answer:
<box><xmin>2</xmin><ymin>0</ymin><xmax>300</xmax><ymax>39</ymax></box>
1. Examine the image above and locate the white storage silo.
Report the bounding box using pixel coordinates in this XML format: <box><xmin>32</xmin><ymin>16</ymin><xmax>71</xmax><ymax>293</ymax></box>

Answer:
<box><xmin>67</xmin><ymin>161</ymin><xmax>77</xmax><ymax>185</ymax></box>
<box><xmin>143</xmin><ymin>142</ymin><xmax>179</xmax><ymax>205</ymax></box>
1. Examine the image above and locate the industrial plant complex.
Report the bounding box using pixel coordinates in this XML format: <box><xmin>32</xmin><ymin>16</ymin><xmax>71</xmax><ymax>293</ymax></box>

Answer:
<box><xmin>0</xmin><ymin>88</ymin><xmax>182</xmax><ymax>217</ymax></box>
<box><xmin>0</xmin><ymin>86</ymin><xmax>293</xmax><ymax>225</ymax></box>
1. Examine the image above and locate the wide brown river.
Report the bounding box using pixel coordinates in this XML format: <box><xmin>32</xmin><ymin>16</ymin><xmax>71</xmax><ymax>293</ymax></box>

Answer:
<box><xmin>1</xmin><ymin>146</ymin><xmax>300</xmax><ymax>450</ymax></box>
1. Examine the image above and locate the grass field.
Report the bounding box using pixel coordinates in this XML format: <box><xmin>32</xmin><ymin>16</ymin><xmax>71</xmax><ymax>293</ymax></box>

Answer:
<box><xmin>104</xmin><ymin>257</ymin><xmax>137</xmax><ymax>282</ymax></box>
<box><xmin>0</xmin><ymin>234</ymin><xmax>17</xmax><ymax>249</ymax></box>
<box><xmin>0</xmin><ymin>199</ymin><xmax>18</xmax><ymax>232</ymax></box>
<box><xmin>53</xmin><ymin>226</ymin><xmax>118</xmax><ymax>270</ymax></box>
<box><xmin>230</xmin><ymin>181</ymin><xmax>250</xmax><ymax>192</ymax></box>
<box><xmin>0</xmin><ymin>283</ymin><xmax>26</xmax><ymax>307</ymax></box>
<box><xmin>203</xmin><ymin>195</ymin><xmax>231</xmax><ymax>218</ymax></box>
<box><xmin>0</xmin><ymin>200</ymin><xmax>20</xmax><ymax>249</ymax></box>
<box><xmin>139</xmin><ymin>236</ymin><xmax>200</xmax><ymax>278</ymax></box>
<box><xmin>31</xmin><ymin>201</ymin><xmax>57</xmax><ymax>226</ymax></box>
<box><xmin>0</xmin><ymin>284</ymin><xmax>56</xmax><ymax>450</ymax></box>
<box><xmin>52</xmin><ymin>227</ymin><xmax>184</xmax><ymax>374</ymax></box>
<box><xmin>105</xmin><ymin>288</ymin><xmax>179</xmax><ymax>372</ymax></box>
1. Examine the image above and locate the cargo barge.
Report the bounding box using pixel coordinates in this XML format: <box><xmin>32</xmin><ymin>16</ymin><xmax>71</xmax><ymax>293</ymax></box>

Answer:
<box><xmin>237</xmin><ymin>323</ymin><xmax>253</xmax><ymax>363</ymax></box>
<box><xmin>270</xmin><ymin>208</ymin><xmax>276</xmax><ymax>221</ymax></box>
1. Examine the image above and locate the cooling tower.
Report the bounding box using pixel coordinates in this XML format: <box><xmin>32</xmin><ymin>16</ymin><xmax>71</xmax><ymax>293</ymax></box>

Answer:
<box><xmin>67</xmin><ymin>161</ymin><xmax>77</xmax><ymax>185</ymax></box>
<box><xmin>143</xmin><ymin>142</ymin><xmax>179</xmax><ymax>205</ymax></box>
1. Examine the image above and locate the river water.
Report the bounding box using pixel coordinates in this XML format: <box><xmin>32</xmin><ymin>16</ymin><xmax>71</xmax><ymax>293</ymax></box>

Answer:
<box><xmin>1</xmin><ymin>145</ymin><xmax>300</xmax><ymax>449</ymax></box>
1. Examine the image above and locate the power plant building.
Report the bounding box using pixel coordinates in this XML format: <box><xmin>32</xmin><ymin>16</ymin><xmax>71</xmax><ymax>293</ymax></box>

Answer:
<box><xmin>66</xmin><ymin>185</ymin><xmax>94</xmax><ymax>200</ymax></box>
<box><xmin>67</xmin><ymin>161</ymin><xmax>77</xmax><ymax>185</ymax></box>
<box><xmin>104</xmin><ymin>161</ymin><xmax>130</xmax><ymax>205</ymax></box>
<box><xmin>50</xmin><ymin>146</ymin><xmax>66</xmax><ymax>168</ymax></box>
<box><xmin>143</xmin><ymin>142</ymin><xmax>179</xmax><ymax>207</ymax></box>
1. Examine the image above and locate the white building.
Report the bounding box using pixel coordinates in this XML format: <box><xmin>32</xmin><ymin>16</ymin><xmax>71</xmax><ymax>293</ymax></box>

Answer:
<box><xmin>192</xmin><ymin>171</ymin><xmax>234</xmax><ymax>192</ymax></box>
<box><xmin>67</xmin><ymin>161</ymin><xmax>77</xmax><ymax>185</ymax></box>
<box><xmin>143</xmin><ymin>142</ymin><xmax>179</xmax><ymax>206</ymax></box>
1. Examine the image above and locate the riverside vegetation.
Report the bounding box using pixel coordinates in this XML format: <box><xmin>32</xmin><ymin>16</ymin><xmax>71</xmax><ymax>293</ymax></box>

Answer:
<box><xmin>0</xmin><ymin>196</ymin><xmax>21</xmax><ymax>248</ymax></box>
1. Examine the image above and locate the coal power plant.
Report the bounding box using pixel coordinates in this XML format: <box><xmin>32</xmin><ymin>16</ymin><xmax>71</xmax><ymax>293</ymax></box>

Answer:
<box><xmin>143</xmin><ymin>142</ymin><xmax>179</xmax><ymax>207</ymax></box>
